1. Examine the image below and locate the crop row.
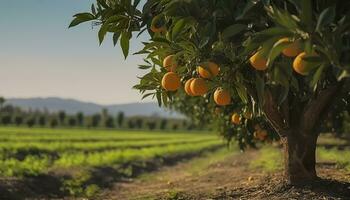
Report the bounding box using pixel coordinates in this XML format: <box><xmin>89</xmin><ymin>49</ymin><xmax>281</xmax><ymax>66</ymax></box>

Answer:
<box><xmin>0</xmin><ymin>138</ymin><xmax>217</xmax><ymax>159</ymax></box>
<box><xmin>0</xmin><ymin>140</ymin><xmax>223</xmax><ymax>177</ymax></box>
<box><xmin>0</xmin><ymin>128</ymin><xmax>211</xmax><ymax>142</ymax></box>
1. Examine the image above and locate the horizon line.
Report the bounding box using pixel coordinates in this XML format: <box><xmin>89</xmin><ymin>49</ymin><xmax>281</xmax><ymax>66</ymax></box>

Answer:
<box><xmin>2</xmin><ymin>96</ymin><xmax>155</xmax><ymax>106</ymax></box>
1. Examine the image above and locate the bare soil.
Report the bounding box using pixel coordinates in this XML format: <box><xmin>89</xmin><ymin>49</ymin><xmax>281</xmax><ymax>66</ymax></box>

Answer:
<box><xmin>98</xmin><ymin>150</ymin><xmax>350</xmax><ymax>200</ymax></box>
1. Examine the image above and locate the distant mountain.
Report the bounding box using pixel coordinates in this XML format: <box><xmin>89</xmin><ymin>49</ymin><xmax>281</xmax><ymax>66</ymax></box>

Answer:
<box><xmin>6</xmin><ymin>97</ymin><xmax>182</xmax><ymax>118</ymax></box>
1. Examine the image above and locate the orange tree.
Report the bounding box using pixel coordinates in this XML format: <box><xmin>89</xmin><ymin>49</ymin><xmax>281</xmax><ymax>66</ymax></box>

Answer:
<box><xmin>70</xmin><ymin>0</ymin><xmax>350</xmax><ymax>184</ymax></box>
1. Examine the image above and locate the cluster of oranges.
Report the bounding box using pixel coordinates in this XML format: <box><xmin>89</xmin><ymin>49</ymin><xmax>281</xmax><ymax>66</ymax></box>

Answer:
<box><xmin>161</xmin><ymin>55</ymin><xmax>232</xmax><ymax>106</ymax></box>
<box><xmin>249</xmin><ymin>37</ymin><xmax>316</xmax><ymax>76</ymax></box>
<box><xmin>230</xmin><ymin>111</ymin><xmax>268</xmax><ymax>141</ymax></box>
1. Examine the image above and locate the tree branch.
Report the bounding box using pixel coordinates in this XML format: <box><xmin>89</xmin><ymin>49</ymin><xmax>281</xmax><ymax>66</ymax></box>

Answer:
<box><xmin>300</xmin><ymin>81</ymin><xmax>344</xmax><ymax>134</ymax></box>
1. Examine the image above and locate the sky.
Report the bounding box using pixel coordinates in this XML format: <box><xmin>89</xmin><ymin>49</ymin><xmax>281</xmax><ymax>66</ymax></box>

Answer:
<box><xmin>0</xmin><ymin>0</ymin><xmax>151</xmax><ymax>105</ymax></box>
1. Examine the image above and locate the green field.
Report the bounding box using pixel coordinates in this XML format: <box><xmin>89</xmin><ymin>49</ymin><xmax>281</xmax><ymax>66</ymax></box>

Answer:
<box><xmin>0</xmin><ymin>127</ymin><xmax>223</xmax><ymax>197</ymax></box>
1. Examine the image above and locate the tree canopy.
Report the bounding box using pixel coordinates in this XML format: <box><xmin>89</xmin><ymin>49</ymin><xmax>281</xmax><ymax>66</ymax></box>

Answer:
<box><xmin>71</xmin><ymin>0</ymin><xmax>350</xmax><ymax>184</ymax></box>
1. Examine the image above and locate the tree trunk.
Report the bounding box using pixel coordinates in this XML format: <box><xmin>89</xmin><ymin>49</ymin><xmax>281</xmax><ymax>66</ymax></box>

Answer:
<box><xmin>281</xmin><ymin>132</ymin><xmax>318</xmax><ymax>184</ymax></box>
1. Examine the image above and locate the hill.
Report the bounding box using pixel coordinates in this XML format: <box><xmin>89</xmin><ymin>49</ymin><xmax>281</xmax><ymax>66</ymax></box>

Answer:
<box><xmin>6</xmin><ymin>97</ymin><xmax>181</xmax><ymax>118</ymax></box>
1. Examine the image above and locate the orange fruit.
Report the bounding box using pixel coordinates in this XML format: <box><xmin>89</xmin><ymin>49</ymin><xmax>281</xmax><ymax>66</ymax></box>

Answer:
<box><xmin>231</xmin><ymin>113</ymin><xmax>241</xmax><ymax>125</ymax></box>
<box><xmin>249</xmin><ymin>51</ymin><xmax>268</xmax><ymax>70</ymax></box>
<box><xmin>293</xmin><ymin>52</ymin><xmax>317</xmax><ymax>75</ymax></box>
<box><xmin>278</xmin><ymin>38</ymin><xmax>302</xmax><ymax>57</ymax></box>
<box><xmin>197</xmin><ymin>62</ymin><xmax>220</xmax><ymax>79</ymax></box>
<box><xmin>243</xmin><ymin>110</ymin><xmax>253</xmax><ymax>119</ymax></box>
<box><xmin>258</xmin><ymin>130</ymin><xmax>268</xmax><ymax>140</ymax></box>
<box><xmin>254</xmin><ymin>129</ymin><xmax>268</xmax><ymax>141</ymax></box>
<box><xmin>151</xmin><ymin>25</ymin><xmax>166</xmax><ymax>33</ymax></box>
<box><xmin>190</xmin><ymin>78</ymin><xmax>208</xmax><ymax>96</ymax></box>
<box><xmin>184</xmin><ymin>78</ymin><xmax>195</xmax><ymax>96</ymax></box>
<box><xmin>161</xmin><ymin>72</ymin><xmax>181</xmax><ymax>91</ymax></box>
<box><xmin>163</xmin><ymin>55</ymin><xmax>177</xmax><ymax>72</ymax></box>
<box><xmin>150</xmin><ymin>16</ymin><xmax>166</xmax><ymax>33</ymax></box>
<box><xmin>213</xmin><ymin>88</ymin><xmax>231</xmax><ymax>106</ymax></box>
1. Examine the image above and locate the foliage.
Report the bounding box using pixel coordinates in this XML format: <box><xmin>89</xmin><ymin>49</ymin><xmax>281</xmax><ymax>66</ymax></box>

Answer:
<box><xmin>70</xmin><ymin>0</ymin><xmax>350</xmax><ymax>149</ymax></box>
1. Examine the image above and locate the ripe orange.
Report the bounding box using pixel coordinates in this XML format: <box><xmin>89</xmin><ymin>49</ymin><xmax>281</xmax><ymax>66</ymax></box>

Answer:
<box><xmin>293</xmin><ymin>52</ymin><xmax>317</xmax><ymax>75</ymax></box>
<box><xmin>190</xmin><ymin>78</ymin><xmax>208</xmax><ymax>96</ymax></box>
<box><xmin>213</xmin><ymin>88</ymin><xmax>231</xmax><ymax>106</ymax></box>
<box><xmin>249</xmin><ymin>51</ymin><xmax>268</xmax><ymax>70</ymax></box>
<box><xmin>163</xmin><ymin>55</ymin><xmax>177</xmax><ymax>72</ymax></box>
<box><xmin>161</xmin><ymin>72</ymin><xmax>181</xmax><ymax>91</ymax></box>
<box><xmin>197</xmin><ymin>62</ymin><xmax>220</xmax><ymax>79</ymax></box>
<box><xmin>184</xmin><ymin>78</ymin><xmax>195</xmax><ymax>96</ymax></box>
<box><xmin>278</xmin><ymin>38</ymin><xmax>302</xmax><ymax>57</ymax></box>
<box><xmin>231</xmin><ymin>113</ymin><xmax>241</xmax><ymax>125</ymax></box>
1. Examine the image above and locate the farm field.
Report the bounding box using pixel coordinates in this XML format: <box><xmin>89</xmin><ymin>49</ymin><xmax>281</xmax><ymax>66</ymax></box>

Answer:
<box><xmin>106</xmin><ymin>135</ymin><xmax>350</xmax><ymax>200</ymax></box>
<box><xmin>0</xmin><ymin>127</ymin><xmax>224</xmax><ymax>199</ymax></box>
<box><xmin>0</xmin><ymin>127</ymin><xmax>349</xmax><ymax>199</ymax></box>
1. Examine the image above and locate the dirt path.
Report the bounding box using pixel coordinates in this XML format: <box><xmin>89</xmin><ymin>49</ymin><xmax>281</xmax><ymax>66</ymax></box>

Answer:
<box><xmin>97</xmin><ymin>149</ymin><xmax>350</xmax><ymax>200</ymax></box>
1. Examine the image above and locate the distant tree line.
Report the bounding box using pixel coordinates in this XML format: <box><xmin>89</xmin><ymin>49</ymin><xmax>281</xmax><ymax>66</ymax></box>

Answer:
<box><xmin>0</xmin><ymin>97</ymin><xmax>202</xmax><ymax>131</ymax></box>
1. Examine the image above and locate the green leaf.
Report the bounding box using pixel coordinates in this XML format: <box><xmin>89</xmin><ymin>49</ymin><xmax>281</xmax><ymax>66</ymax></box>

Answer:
<box><xmin>316</xmin><ymin>6</ymin><xmax>336</xmax><ymax>32</ymax></box>
<box><xmin>172</xmin><ymin>18</ymin><xmax>187</xmax><ymax>40</ymax></box>
<box><xmin>337</xmin><ymin>70</ymin><xmax>350</xmax><ymax>81</ymax></box>
<box><xmin>235</xmin><ymin>83</ymin><xmax>248</xmax><ymax>104</ymax></box>
<box><xmin>310</xmin><ymin>64</ymin><xmax>325</xmax><ymax>91</ymax></box>
<box><xmin>199</xmin><ymin>37</ymin><xmax>209</xmax><ymax>48</ymax></box>
<box><xmin>98</xmin><ymin>23</ymin><xmax>109</xmax><ymax>45</ymax></box>
<box><xmin>142</xmin><ymin>93</ymin><xmax>154</xmax><ymax>100</ymax></box>
<box><xmin>133</xmin><ymin>0</ymin><xmax>142</xmax><ymax>8</ymax></box>
<box><xmin>138</xmin><ymin>65</ymin><xmax>152</xmax><ymax>70</ymax></box>
<box><xmin>259</xmin><ymin>27</ymin><xmax>292</xmax><ymax>37</ymax></box>
<box><xmin>97</xmin><ymin>0</ymin><xmax>108</xmax><ymax>8</ymax></box>
<box><xmin>222</xmin><ymin>24</ymin><xmax>246</xmax><ymax>40</ymax></box>
<box><xmin>162</xmin><ymin>92</ymin><xmax>168</xmax><ymax>107</ymax></box>
<box><xmin>267</xmin><ymin>40</ymin><xmax>292</xmax><ymax>66</ymax></box>
<box><xmin>91</xmin><ymin>4</ymin><xmax>96</xmax><ymax>15</ymax></box>
<box><xmin>301</xmin><ymin>55</ymin><xmax>323</xmax><ymax>63</ymax></box>
<box><xmin>273</xmin><ymin>66</ymin><xmax>289</xmax><ymax>87</ymax></box>
<box><xmin>69</xmin><ymin>13</ymin><xmax>95</xmax><ymax>28</ymax></box>
<box><xmin>120</xmin><ymin>31</ymin><xmax>131</xmax><ymax>58</ymax></box>
<box><xmin>156</xmin><ymin>91</ymin><xmax>162</xmax><ymax>107</ymax></box>
<box><xmin>255</xmin><ymin>75</ymin><xmax>265</xmax><ymax>107</ymax></box>
<box><xmin>300</xmin><ymin>0</ymin><xmax>312</xmax><ymax>29</ymax></box>
<box><xmin>113</xmin><ymin>32</ymin><xmax>121</xmax><ymax>46</ymax></box>
<box><xmin>290</xmin><ymin>76</ymin><xmax>299</xmax><ymax>91</ymax></box>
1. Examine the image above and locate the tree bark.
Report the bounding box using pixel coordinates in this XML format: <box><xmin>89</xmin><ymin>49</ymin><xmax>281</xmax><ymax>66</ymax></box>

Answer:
<box><xmin>281</xmin><ymin>133</ymin><xmax>318</xmax><ymax>184</ymax></box>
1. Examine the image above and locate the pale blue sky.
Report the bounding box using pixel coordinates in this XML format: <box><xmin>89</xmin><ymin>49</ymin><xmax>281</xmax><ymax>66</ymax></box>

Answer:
<box><xmin>0</xmin><ymin>0</ymin><xmax>150</xmax><ymax>105</ymax></box>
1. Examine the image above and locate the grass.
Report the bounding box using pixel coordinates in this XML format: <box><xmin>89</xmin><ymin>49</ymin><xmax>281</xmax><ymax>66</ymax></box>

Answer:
<box><xmin>249</xmin><ymin>146</ymin><xmax>283</xmax><ymax>172</ymax></box>
<box><xmin>317</xmin><ymin>134</ymin><xmax>349</xmax><ymax>146</ymax></box>
<box><xmin>185</xmin><ymin>147</ymin><xmax>237</xmax><ymax>175</ymax></box>
<box><xmin>138</xmin><ymin>147</ymin><xmax>236</xmax><ymax>182</ymax></box>
<box><xmin>0</xmin><ymin>127</ymin><xmax>222</xmax><ymax>177</ymax></box>
<box><xmin>317</xmin><ymin>147</ymin><xmax>350</xmax><ymax>172</ymax></box>
<box><xmin>250</xmin><ymin>135</ymin><xmax>350</xmax><ymax>172</ymax></box>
